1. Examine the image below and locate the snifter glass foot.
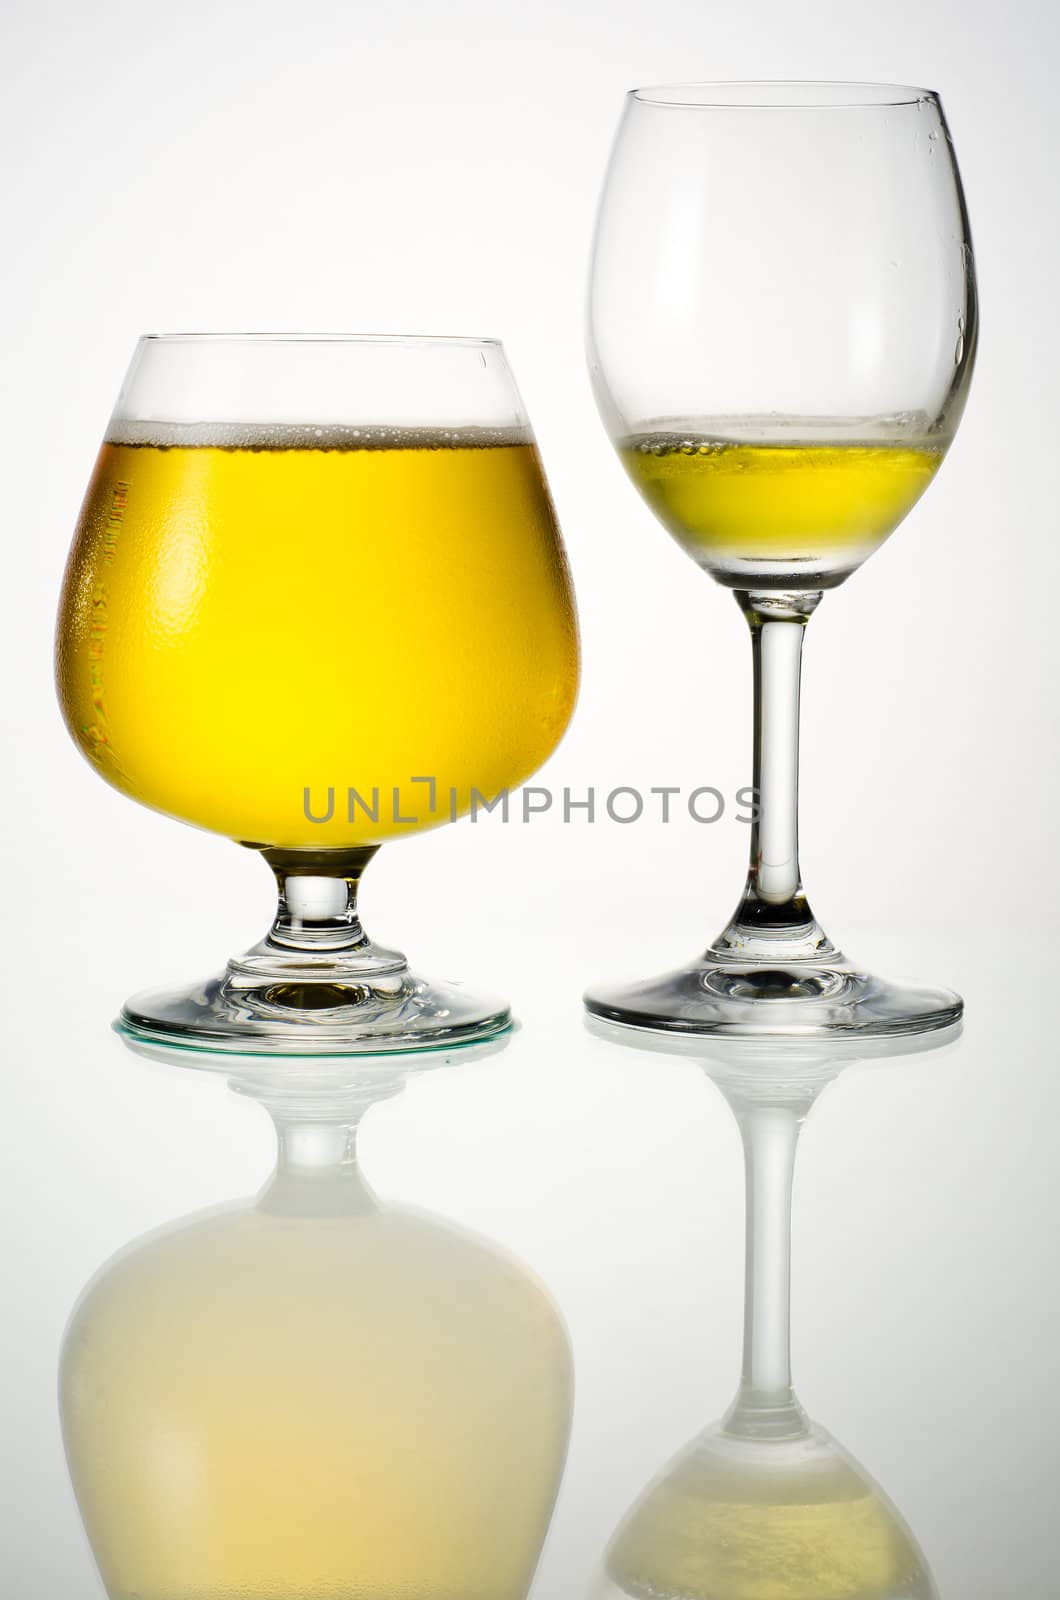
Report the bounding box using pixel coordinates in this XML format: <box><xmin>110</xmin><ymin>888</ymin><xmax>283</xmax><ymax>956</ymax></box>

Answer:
<box><xmin>119</xmin><ymin>973</ymin><xmax>512</xmax><ymax>1055</ymax></box>
<box><xmin>119</xmin><ymin>846</ymin><xmax>511</xmax><ymax>1055</ymax></box>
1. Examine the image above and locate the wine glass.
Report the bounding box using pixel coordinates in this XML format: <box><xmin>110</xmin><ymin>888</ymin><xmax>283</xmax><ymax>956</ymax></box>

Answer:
<box><xmin>586</xmin><ymin>84</ymin><xmax>977</xmax><ymax>1036</ymax></box>
<box><xmin>61</xmin><ymin>1039</ymin><xmax>573</xmax><ymax>1600</ymax></box>
<box><xmin>56</xmin><ymin>334</ymin><xmax>579</xmax><ymax>1053</ymax></box>
<box><xmin>586</xmin><ymin>1018</ymin><xmax>962</xmax><ymax>1600</ymax></box>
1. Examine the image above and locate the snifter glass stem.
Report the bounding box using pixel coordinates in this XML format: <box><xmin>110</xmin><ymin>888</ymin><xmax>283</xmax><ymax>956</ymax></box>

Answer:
<box><xmin>713</xmin><ymin>590</ymin><xmax>836</xmax><ymax>971</ymax></box>
<box><xmin>267</xmin><ymin>848</ymin><xmax>376</xmax><ymax>954</ymax></box>
<box><xmin>229</xmin><ymin>846</ymin><xmax>405</xmax><ymax>979</ymax></box>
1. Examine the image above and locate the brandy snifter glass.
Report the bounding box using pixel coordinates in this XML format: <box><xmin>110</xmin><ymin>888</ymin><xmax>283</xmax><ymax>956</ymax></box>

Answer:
<box><xmin>57</xmin><ymin>334</ymin><xmax>579</xmax><ymax>1052</ymax></box>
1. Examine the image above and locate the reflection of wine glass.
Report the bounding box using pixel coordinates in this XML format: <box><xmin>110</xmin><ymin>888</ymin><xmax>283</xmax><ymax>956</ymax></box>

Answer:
<box><xmin>587</xmin><ymin>1020</ymin><xmax>960</xmax><ymax>1600</ymax></box>
<box><xmin>56</xmin><ymin>334</ymin><xmax>578</xmax><ymax>1052</ymax></box>
<box><xmin>586</xmin><ymin>84</ymin><xmax>977</xmax><ymax>1036</ymax></box>
<box><xmin>61</xmin><ymin>1043</ymin><xmax>573</xmax><ymax>1600</ymax></box>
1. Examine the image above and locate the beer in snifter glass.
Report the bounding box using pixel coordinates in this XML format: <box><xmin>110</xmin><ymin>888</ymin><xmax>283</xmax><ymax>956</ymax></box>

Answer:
<box><xmin>57</xmin><ymin>334</ymin><xmax>579</xmax><ymax>1052</ymax></box>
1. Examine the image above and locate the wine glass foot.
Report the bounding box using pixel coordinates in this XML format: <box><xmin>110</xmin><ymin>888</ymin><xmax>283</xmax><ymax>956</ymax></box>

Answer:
<box><xmin>585</xmin><ymin>958</ymin><xmax>962</xmax><ymax>1039</ymax></box>
<box><xmin>119</xmin><ymin>966</ymin><xmax>512</xmax><ymax>1056</ymax></box>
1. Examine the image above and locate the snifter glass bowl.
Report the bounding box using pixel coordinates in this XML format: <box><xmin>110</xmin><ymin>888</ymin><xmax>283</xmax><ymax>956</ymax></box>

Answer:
<box><xmin>56</xmin><ymin>333</ymin><xmax>579</xmax><ymax>1053</ymax></box>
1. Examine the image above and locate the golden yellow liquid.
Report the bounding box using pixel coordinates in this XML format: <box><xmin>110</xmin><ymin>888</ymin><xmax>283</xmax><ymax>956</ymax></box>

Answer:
<box><xmin>61</xmin><ymin>1183</ymin><xmax>573</xmax><ymax>1600</ymax></box>
<box><xmin>621</xmin><ymin>433</ymin><xmax>944</xmax><ymax>583</ymax></box>
<box><xmin>601</xmin><ymin>1431</ymin><xmax>933</xmax><ymax>1600</ymax></box>
<box><xmin>57</xmin><ymin>427</ymin><xmax>578</xmax><ymax>847</ymax></box>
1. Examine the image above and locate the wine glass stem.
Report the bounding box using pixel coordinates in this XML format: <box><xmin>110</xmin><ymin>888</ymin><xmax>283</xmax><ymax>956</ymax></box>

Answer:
<box><xmin>736</xmin><ymin>1102</ymin><xmax>801</xmax><ymax>1411</ymax></box>
<box><xmin>715</xmin><ymin>591</ymin><xmax>834</xmax><ymax>962</ymax></box>
<box><xmin>747</xmin><ymin>597</ymin><xmax>810</xmax><ymax>908</ymax></box>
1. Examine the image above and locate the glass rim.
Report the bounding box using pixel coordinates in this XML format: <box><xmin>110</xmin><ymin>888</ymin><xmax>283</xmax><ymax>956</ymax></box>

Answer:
<box><xmin>629</xmin><ymin>80</ymin><xmax>936</xmax><ymax>109</ymax></box>
<box><xmin>137</xmin><ymin>332</ymin><xmax>505</xmax><ymax>349</ymax></box>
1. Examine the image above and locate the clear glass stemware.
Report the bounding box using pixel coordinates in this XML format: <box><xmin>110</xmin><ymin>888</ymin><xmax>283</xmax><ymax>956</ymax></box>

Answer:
<box><xmin>56</xmin><ymin>334</ymin><xmax>579</xmax><ymax>1052</ymax></box>
<box><xmin>586</xmin><ymin>84</ymin><xmax>977</xmax><ymax>1036</ymax></box>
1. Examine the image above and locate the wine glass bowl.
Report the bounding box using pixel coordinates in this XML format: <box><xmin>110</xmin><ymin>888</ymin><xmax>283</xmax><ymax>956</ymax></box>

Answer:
<box><xmin>56</xmin><ymin>334</ymin><xmax>579</xmax><ymax>1051</ymax></box>
<box><xmin>589</xmin><ymin>82</ymin><xmax>976</xmax><ymax>595</ymax></box>
<box><xmin>594</xmin><ymin>1421</ymin><xmax>937</xmax><ymax>1600</ymax></box>
<box><xmin>618</xmin><ymin>430</ymin><xmax>946</xmax><ymax>593</ymax></box>
<box><xmin>585</xmin><ymin>83</ymin><xmax>977</xmax><ymax>1036</ymax></box>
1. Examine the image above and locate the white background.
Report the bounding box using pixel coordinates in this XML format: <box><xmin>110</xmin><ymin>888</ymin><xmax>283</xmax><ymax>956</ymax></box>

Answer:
<box><xmin>3</xmin><ymin>0</ymin><xmax>1059</xmax><ymax>1594</ymax></box>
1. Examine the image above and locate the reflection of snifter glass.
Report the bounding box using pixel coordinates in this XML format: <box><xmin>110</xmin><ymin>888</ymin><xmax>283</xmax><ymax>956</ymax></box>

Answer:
<box><xmin>587</xmin><ymin>1020</ymin><xmax>960</xmax><ymax>1600</ymax></box>
<box><xmin>61</xmin><ymin>1043</ymin><xmax>573</xmax><ymax>1600</ymax></box>
<box><xmin>56</xmin><ymin>334</ymin><xmax>579</xmax><ymax>1052</ymax></box>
